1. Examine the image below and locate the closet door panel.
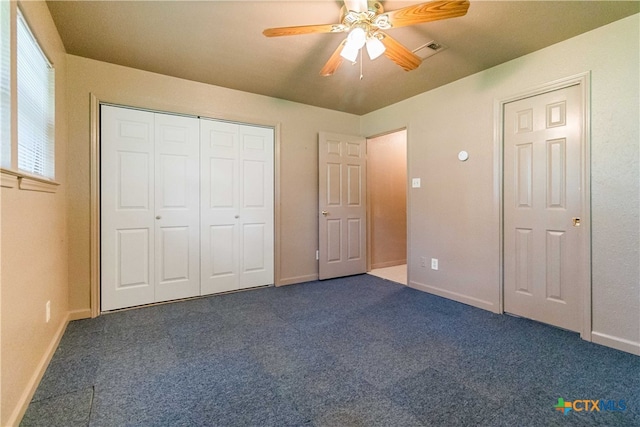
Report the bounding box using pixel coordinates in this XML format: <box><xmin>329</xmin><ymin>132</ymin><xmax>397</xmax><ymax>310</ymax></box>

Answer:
<box><xmin>101</xmin><ymin>106</ymin><xmax>155</xmax><ymax>311</ymax></box>
<box><xmin>201</xmin><ymin>120</ymin><xmax>274</xmax><ymax>294</ymax></box>
<box><xmin>206</xmin><ymin>223</ymin><xmax>238</xmax><ymax>292</ymax></box>
<box><xmin>238</xmin><ymin>125</ymin><xmax>274</xmax><ymax>289</ymax></box>
<box><xmin>201</xmin><ymin>120</ymin><xmax>240</xmax><ymax>294</ymax></box>
<box><xmin>154</xmin><ymin>112</ymin><xmax>200</xmax><ymax>303</ymax></box>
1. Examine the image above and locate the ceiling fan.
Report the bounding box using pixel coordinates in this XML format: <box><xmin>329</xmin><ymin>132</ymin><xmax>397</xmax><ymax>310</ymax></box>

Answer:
<box><xmin>263</xmin><ymin>0</ymin><xmax>470</xmax><ymax>76</ymax></box>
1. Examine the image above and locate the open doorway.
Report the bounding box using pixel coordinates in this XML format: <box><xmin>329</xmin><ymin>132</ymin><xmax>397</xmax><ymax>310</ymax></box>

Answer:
<box><xmin>366</xmin><ymin>129</ymin><xmax>407</xmax><ymax>285</ymax></box>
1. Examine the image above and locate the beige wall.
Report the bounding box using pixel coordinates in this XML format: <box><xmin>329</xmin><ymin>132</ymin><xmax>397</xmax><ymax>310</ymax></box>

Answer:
<box><xmin>1</xmin><ymin>1</ymin><xmax>69</xmax><ymax>424</ymax></box>
<box><xmin>361</xmin><ymin>14</ymin><xmax>640</xmax><ymax>354</ymax></box>
<box><xmin>2</xmin><ymin>6</ymin><xmax>639</xmax><ymax>425</ymax></box>
<box><xmin>368</xmin><ymin>130</ymin><xmax>407</xmax><ymax>269</ymax></box>
<box><xmin>65</xmin><ymin>54</ymin><xmax>360</xmax><ymax>312</ymax></box>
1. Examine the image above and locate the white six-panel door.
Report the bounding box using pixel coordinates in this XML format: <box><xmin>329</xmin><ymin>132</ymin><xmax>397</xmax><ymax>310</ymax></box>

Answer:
<box><xmin>200</xmin><ymin>119</ymin><xmax>274</xmax><ymax>295</ymax></box>
<box><xmin>503</xmin><ymin>84</ymin><xmax>583</xmax><ymax>332</ymax></box>
<box><xmin>101</xmin><ymin>106</ymin><xmax>200</xmax><ymax>311</ymax></box>
<box><xmin>318</xmin><ymin>132</ymin><xmax>367</xmax><ymax>280</ymax></box>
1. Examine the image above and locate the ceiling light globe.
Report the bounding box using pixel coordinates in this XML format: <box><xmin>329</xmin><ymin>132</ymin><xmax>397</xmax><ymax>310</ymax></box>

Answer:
<box><xmin>340</xmin><ymin>43</ymin><xmax>360</xmax><ymax>62</ymax></box>
<box><xmin>366</xmin><ymin>36</ymin><xmax>386</xmax><ymax>60</ymax></box>
<box><xmin>347</xmin><ymin>27</ymin><xmax>367</xmax><ymax>49</ymax></box>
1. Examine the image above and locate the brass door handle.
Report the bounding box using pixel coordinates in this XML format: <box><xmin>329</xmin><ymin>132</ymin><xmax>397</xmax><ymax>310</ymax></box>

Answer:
<box><xmin>321</xmin><ymin>211</ymin><xmax>328</xmax><ymax>216</ymax></box>
<box><xmin>572</xmin><ymin>217</ymin><xmax>581</xmax><ymax>227</ymax></box>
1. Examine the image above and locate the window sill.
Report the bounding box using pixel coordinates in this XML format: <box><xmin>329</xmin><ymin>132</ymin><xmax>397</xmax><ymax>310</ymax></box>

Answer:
<box><xmin>1</xmin><ymin>168</ymin><xmax>59</xmax><ymax>193</ymax></box>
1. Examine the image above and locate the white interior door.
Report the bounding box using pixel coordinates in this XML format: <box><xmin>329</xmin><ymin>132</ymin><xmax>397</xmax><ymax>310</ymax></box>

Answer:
<box><xmin>318</xmin><ymin>132</ymin><xmax>367</xmax><ymax>280</ymax></box>
<box><xmin>101</xmin><ymin>106</ymin><xmax>155</xmax><ymax>311</ymax></box>
<box><xmin>200</xmin><ymin>119</ymin><xmax>274</xmax><ymax>294</ymax></box>
<box><xmin>101</xmin><ymin>106</ymin><xmax>200</xmax><ymax>311</ymax></box>
<box><xmin>503</xmin><ymin>84</ymin><xmax>583</xmax><ymax>332</ymax></box>
<box><xmin>154</xmin><ymin>112</ymin><xmax>200</xmax><ymax>303</ymax></box>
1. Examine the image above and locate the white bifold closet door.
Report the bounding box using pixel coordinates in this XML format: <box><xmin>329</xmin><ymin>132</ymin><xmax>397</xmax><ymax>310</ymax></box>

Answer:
<box><xmin>200</xmin><ymin>119</ymin><xmax>274</xmax><ymax>295</ymax></box>
<box><xmin>101</xmin><ymin>106</ymin><xmax>200</xmax><ymax>311</ymax></box>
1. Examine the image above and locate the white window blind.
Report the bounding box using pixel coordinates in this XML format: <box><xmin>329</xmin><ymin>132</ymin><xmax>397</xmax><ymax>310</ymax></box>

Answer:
<box><xmin>17</xmin><ymin>9</ymin><xmax>55</xmax><ymax>178</ymax></box>
<box><xmin>0</xmin><ymin>0</ymin><xmax>10</xmax><ymax>169</ymax></box>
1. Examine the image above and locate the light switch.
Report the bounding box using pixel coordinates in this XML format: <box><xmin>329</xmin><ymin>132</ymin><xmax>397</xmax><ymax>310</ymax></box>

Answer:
<box><xmin>412</xmin><ymin>178</ymin><xmax>421</xmax><ymax>188</ymax></box>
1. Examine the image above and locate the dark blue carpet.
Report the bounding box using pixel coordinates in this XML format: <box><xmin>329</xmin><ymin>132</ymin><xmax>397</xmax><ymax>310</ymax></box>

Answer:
<box><xmin>21</xmin><ymin>275</ymin><xmax>640</xmax><ymax>426</ymax></box>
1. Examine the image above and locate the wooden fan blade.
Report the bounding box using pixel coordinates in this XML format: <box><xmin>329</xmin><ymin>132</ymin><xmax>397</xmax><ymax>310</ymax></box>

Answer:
<box><xmin>380</xmin><ymin>33</ymin><xmax>422</xmax><ymax>71</ymax></box>
<box><xmin>320</xmin><ymin>40</ymin><xmax>347</xmax><ymax>76</ymax></box>
<box><xmin>385</xmin><ymin>0</ymin><xmax>470</xmax><ymax>29</ymax></box>
<box><xmin>263</xmin><ymin>24</ymin><xmax>344</xmax><ymax>37</ymax></box>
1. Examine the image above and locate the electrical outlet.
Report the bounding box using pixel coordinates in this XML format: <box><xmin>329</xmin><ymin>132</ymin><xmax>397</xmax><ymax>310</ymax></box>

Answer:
<box><xmin>420</xmin><ymin>256</ymin><xmax>427</xmax><ymax>268</ymax></box>
<box><xmin>316</xmin><ymin>250</ymin><xmax>319</xmax><ymax>260</ymax></box>
<box><xmin>431</xmin><ymin>258</ymin><xmax>439</xmax><ymax>270</ymax></box>
<box><xmin>46</xmin><ymin>301</ymin><xmax>51</xmax><ymax>323</ymax></box>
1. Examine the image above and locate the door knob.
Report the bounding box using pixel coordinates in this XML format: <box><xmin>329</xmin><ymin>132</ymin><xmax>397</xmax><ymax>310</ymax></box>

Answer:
<box><xmin>572</xmin><ymin>217</ymin><xmax>581</xmax><ymax>227</ymax></box>
<box><xmin>155</xmin><ymin>215</ymin><xmax>161</xmax><ymax>220</ymax></box>
<box><xmin>234</xmin><ymin>215</ymin><xmax>240</xmax><ymax>219</ymax></box>
<box><xmin>321</xmin><ymin>211</ymin><xmax>328</xmax><ymax>216</ymax></box>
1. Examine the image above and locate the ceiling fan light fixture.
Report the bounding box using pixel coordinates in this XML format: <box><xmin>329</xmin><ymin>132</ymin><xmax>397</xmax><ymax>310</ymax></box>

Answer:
<box><xmin>365</xmin><ymin>36</ymin><xmax>385</xmax><ymax>60</ymax></box>
<box><xmin>347</xmin><ymin>26</ymin><xmax>367</xmax><ymax>49</ymax></box>
<box><xmin>340</xmin><ymin>42</ymin><xmax>360</xmax><ymax>62</ymax></box>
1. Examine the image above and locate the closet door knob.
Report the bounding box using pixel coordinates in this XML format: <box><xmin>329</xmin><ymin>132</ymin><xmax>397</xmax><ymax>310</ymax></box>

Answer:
<box><xmin>234</xmin><ymin>215</ymin><xmax>240</xmax><ymax>219</ymax></box>
<box><xmin>156</xmin><ymin>215</ymin><xmax>161</xmax><ymax>220</ymax></box>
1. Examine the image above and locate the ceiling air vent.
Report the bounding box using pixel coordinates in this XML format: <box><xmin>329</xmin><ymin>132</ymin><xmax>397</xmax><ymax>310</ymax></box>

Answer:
<box><xmin>413</xmin><ymin>40</ymin><xmax>448</xmax><ymax>60</ymax></box>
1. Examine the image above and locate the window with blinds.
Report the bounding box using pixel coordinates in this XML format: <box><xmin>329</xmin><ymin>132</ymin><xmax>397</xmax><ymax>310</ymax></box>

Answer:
<box><xmin>0</xmin><ymin>0</ymin><xmax>10</xmax><ymax>169</ymax></box>
<box><xmin>17</xmin><ymin>8</ymin><xmax>55</xmax><ymax>179</ymax></box>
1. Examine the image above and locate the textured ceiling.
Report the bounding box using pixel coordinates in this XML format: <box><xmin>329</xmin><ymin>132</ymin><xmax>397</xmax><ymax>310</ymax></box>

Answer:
<box><xmin>46</xmin><ymin>1</ymin><xmax>639</xmax><ymax>115</ymax></box>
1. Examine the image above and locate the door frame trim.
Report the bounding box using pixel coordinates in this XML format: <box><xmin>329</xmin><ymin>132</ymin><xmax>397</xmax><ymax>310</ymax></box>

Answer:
<box><xmin>89</xmin><ymin>94</ymin><xmax>281</xmax><ymax>317</ymax></box>
<box><xmin>494</xmin><ymin>72</ymin><xmax>592</xmax><ymax>340</ymax></box>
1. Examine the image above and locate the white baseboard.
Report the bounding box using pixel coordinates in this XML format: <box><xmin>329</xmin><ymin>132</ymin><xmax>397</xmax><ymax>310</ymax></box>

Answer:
<box><xmin>408</xmin><ymin>280</ymin><xmax>498</xmax><ymax>313</ymax></box>
<box><xmin>7</xmin><ymin>312</ymin><xmax>71</xmax><ymax>426</ymax></box>
<box><xmin>276</xmin><ymin>274</ymin><xmax>318</xmax><ymax>286</ymax></box>
<box><xmin>409</xmin><ymin>280</ymin><xmax>639</xmax><ymax>356</ymax></box>
<box><xmin>68</xmin><ymin>308</ymin><xmax>92</xmax><ymax>321</ymax></box>
<box><xmin>591</xmin><ymin>331</ymin><xmax>640</xmax><ymax>356</ymax></box>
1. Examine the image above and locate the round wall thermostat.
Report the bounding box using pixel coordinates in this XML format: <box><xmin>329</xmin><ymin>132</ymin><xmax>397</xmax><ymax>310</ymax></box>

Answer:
<box><xmin>458</xmin><ymin>151</ymin><xmax>469</xmax><ymax>162</ymax></box>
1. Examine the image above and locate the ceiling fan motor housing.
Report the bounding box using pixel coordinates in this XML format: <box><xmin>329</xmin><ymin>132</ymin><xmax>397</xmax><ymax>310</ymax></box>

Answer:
<box><xmin>341</xmin><ymin>0</ymin><xmax>389</xmax><ymax>42</ymax></box>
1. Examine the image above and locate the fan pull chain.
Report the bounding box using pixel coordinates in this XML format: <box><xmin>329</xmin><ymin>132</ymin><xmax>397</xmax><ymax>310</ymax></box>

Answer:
<box><xmin>359</xmin><ymin>49</ymin><xmax>364</xmax><ymax>80</ymax></box>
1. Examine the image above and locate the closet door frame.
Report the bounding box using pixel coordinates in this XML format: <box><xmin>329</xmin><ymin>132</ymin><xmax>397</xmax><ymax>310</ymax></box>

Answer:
<box><xmin>89</xmin><ymin>95</ymin><xmax>281</xmax><ymax>317</ymax></box>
